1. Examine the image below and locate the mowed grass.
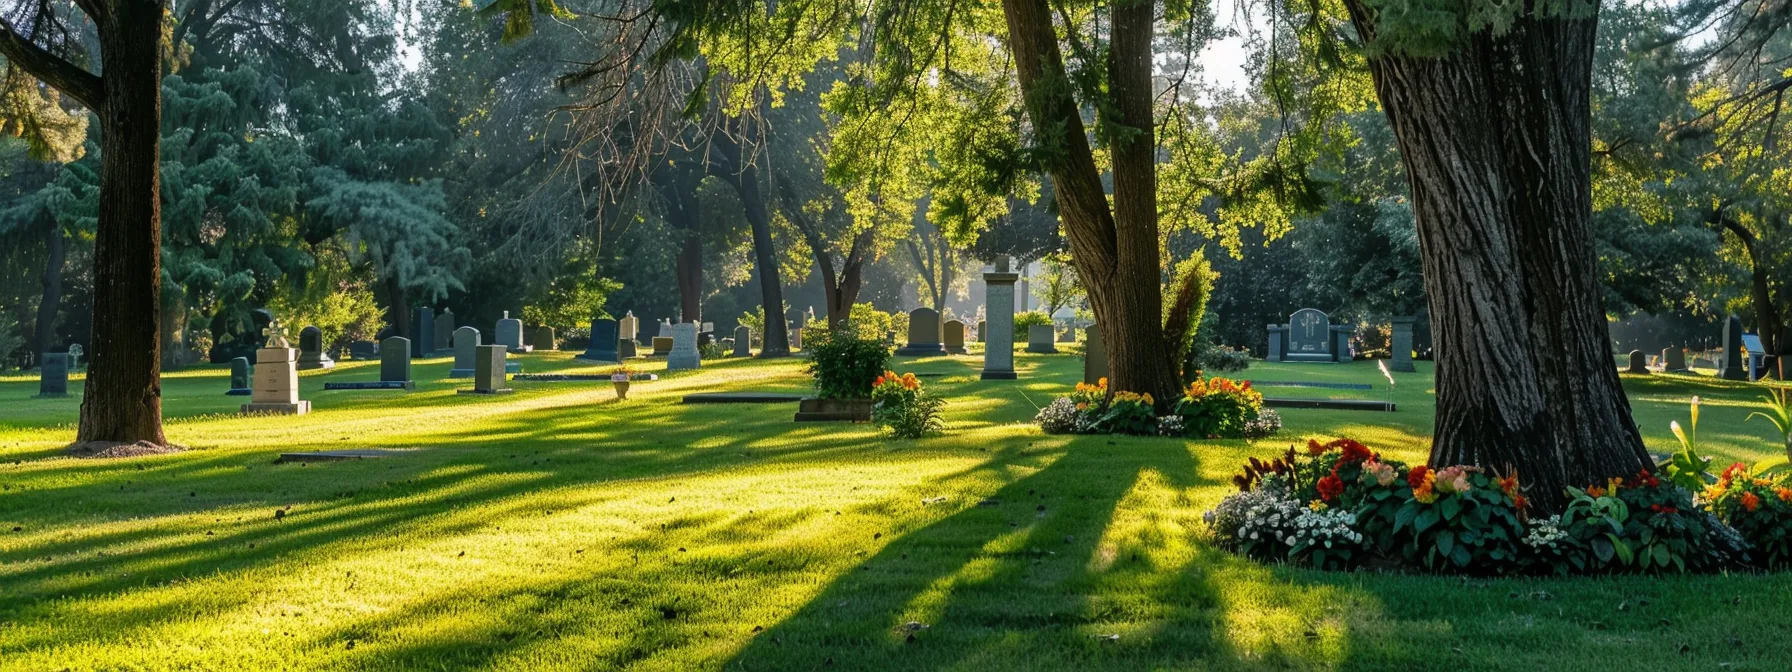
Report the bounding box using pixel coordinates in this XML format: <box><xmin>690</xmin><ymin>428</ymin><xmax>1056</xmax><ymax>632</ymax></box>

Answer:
<box><xmin>2</xmin><ymin>349</ymin><xmax>1791</xmax><ymax>670</ymax></box>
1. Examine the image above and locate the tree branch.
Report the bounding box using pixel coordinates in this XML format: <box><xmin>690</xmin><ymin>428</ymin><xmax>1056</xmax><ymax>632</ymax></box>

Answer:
<box><xmin>0</xmin><ymin>18</ymin><xmax>102</xmax><ymax>110</ymax></box>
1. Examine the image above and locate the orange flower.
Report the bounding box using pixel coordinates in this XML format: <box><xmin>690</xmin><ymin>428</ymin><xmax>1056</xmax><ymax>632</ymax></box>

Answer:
<box><xmin>1587</xmin><ymin>486</ymin><xmax>1606</xmax><ymax>498</ymax></box>
<box><xmin>1743</xmin><ymin>491</ymin><xmax>1761</xmax><ymax>512</ymax></box>
<box><xmin>1307</xmin><ymin>439</ymin><xmax>1327</xmax><ymax>456</ymax></box>
<box><xmin>1777</xmin><ymin>487</ymin><xmax>1792</xmax><ymax>502</ymax></box>
<box><xmin>1496</xmin><ymin>472</ymin><xmax>1521</xmax><ymax>498</ymax></box>
<box><xmin>1413</xmin><ymin>471</ymin><xmax>1438</xmax><ymax>504</ymax></box>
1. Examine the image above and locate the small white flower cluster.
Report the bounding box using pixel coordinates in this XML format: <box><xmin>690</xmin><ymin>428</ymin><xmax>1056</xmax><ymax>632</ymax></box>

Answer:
<box><xmin>1208</xmin><ymin>481</ymin><xmax>1302</xmax><ymax>548</ymax></box>
<box><xmin>1522</xmin><ymin>515</ymin><xmax>1570</xmax><ymax>550</ymax></box>
<box><xmin>1285</xmin><ymin>508</ymin><xmax>1365</xmax><ymax>549</ymax></box>
<box><xmin>1035</xmin><ymin>397</ymin><xmax>1082</xmax><ymax>434</ymax></box>
<box><xmin>1156</xmin><ymin>415</ymin><xmax>1187</xmax><ymax>437</ymax></box>
<box><xmin>1242</xmin><ymin>409</ymin><xmax>1283</xmax><ymax>439</ymax></box>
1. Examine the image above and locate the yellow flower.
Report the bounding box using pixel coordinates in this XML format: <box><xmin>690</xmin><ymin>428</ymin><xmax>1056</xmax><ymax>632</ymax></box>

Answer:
<box><xmin>1308</xmin><ymin>500</ymin><xmax>1328</xmax><ymax>512</ymax></box>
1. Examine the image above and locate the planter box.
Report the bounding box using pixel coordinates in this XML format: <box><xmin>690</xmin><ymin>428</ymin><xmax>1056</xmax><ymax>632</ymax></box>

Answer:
<box><xmin>794</xmin><ymin>397</ymin><xmax>872</xmax><ymax>422</ymax></box>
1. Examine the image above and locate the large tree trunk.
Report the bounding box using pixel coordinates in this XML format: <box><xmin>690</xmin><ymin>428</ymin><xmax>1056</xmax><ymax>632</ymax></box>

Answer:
<box><xmin>1343</xmin><ymin>2</ymin><xmax>1651</xmax><ymax>510</ymax></box>
<box><xmin>385</xmin><ymin>273</ymin><xmax>410</xmax><ymax>341</ymax></box>
<box><xmin>714</xmin><ymin>117</ymin><xmax>789</xmax><ymax>355</ymax></box>
<box><xmin>1000</xmin><ymin>0</ymin><xmax>1182</xmax><ymax>402</ymax></box>
<box><xmin>34</xmin><ymin>223</ymin><xmax>64</xmax><ymax>364</ymax></box>
<box><xmin>1723</xmin><ymin>220</ymin><xmax>1784</xmax><ymax>355</ymax></box>
<box><xmin>78</xmin><ymin>6</ymin><xmax>167</xmax><ymax>446</ymax></box>
<box><xmin>675</xmin><ymin>217</ymin><xmax>703</xmax><ymax>323</ymax></box>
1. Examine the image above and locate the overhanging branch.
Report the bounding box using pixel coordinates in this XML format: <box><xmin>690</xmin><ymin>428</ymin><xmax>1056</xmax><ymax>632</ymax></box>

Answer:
<box><xmin>0</xmin><ymin>18</ymin><xmax>102</xmax><ymax>110</ymax></box>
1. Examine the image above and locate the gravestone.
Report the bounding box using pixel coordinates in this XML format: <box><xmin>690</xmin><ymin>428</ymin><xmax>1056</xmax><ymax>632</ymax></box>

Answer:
<box><xmin>1266</xmin><ymin>325</ymin><xmax>1287</xmax><ymax>362</ymax></box>
<box><xmin>657</xmin><ymin>320</ymin><xmax>674</xmax><ymax>339</ymax></box>
<box><xmin>580</xmin><ymin>318</ymin><xmax>620</xmax><ymax>362</ymax></box>
<box><xmin>1389</xmin><ymin>317</ymin><xmax>1417</xmax><ymax>372</ymax></box>
<box><xmin>37</xmin><ymin>353</ymin><xmax>68</xmax><ymax>398</ymax></box>
<box><xmin>457</xmin><ymin>345</ymin><xmax>514</xmax><ymax>395</ymax></box>
<box><xmin>1721</xmin><ymin>315</ymin><xmax>1748</xmax><ymax>380</ymax></box>
<box><xmin>242</xmin><ymin>321</ymin><xmax>309</xmax><ymax>415</ymax></box>
<box><xmin>349</xmin><ymin>340</ymin><xmax>379</xmax><ymax>360</ymax></box>
<box><xmin>1743</xmin><ymin>333</ymin><xmax>1767</xmax><ymax>381</ymax></box>
<box><xmin>1025</xmin><ymin>324</ymin><xmax>1057</xmax><ymax>354</ymax></box>
<box><xmin>532</xmin><ymin>326</ymin><xmax>557</xmax><ymax>351</ymax></box>
<box><xmin>733</xmin><ymin>326</ymin><xmax>752</xmax><ymax>357</ymax></box>
<box><xmin>1082</xmin><ymin>326</ymin><xmax>1107</xmax><ymax>385</ymax></box>
<box><xmin>1626</xmin><ymin>350</ymin><xmax>1650</xmax><ymax>374</ymax></box>
<box><xmin>449</xmin><ymin>326</ymin><xmax>481</xmax><ymax>378</ymax></box>
<box><xmin>297</xmin><ymin>326</ymin><xmax>335</xmax><ymax>370</ymax></box>
<box><xmin>227</xmin><ymin>357</ymin><xmax>253</xmax><ymax>395</ymax></box>
<box><xmin>1662</xmin><ymin>347</ymin><xmax>1688</xmax><ymax>373</ymax></box>
<box><xmin>433</xmin><ymin>308</ymin><xmax>456</xmax><ymax>355</ymax></box>
<box><xmin>981</xmin><ymin>266</ymin><xmax>1018</xmax><ymax>380</ymax></box>
<box><xmin>667</xmin><ymin>323</ymin><xmax>701</xmax><ymax>371</ymax></box>
<box><xmin>619</xmin><ymin>340</ymin><xmax>639</xmax><ymax>359</ymax></box>
<box><xmin>652</xmin><ymin>337</ymin><xmax>675</xmax><ymax>356</ymax></box>
<box><xmin>66</xmin><ymin>343</ymin><xmax>82</xmax><ymax>370</ymax></box>
<box><xmin>896</xmin><ymin>308</ymin><xmax>947</xmax><ymax>356</ymax></box>
<box><xmin>1286</xmin><ymin>309</ymin><xmax>1331</xmax><ymax>360</ymax></box>
<box><xmin>497</xmin><ymin>311</ymin><xmax>530</xmax><ymax>353</ymax></box>
<box><xmin>943</xmin><ymin>320</ymin><xmax>966</xmax><ymax>355</ymax></box>
<box><xmin>620</xmin><ymin>311</ymin><xmax>639</xmax><ymax>343</ymax></box>
<box><xmin>381</xmin><ymin>337</ymin><xmax>414</xmax><ymax>388</ymax></box>
<box><xmin>411</xmin><ymin>308</ymin><xmax>435</xmax><ymax>358</ymax></box>
<box><xmin>790</xmin><ymin>326</ymin><xmax>803</xmax><ymax>351</ymax></box>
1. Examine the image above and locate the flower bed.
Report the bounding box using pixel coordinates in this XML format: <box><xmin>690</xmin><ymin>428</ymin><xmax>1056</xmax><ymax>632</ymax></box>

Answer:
<box><xmin>1206</xmin><ymin>437</ymin><xmax>1787</xmax><ymax>575</ymax></box>
<box><xmin>1034</xmin><ymin>376</ymin><xmax>1281</xmax><ymax>440</ymax></box>
<box><xmin>870</xmin><ymin>370</ymin><xmax>945</xmax><ymax>438</ymax></box>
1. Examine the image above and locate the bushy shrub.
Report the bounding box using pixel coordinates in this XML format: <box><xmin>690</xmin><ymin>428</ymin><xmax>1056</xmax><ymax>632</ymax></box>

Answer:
<box><xmin>1172</xmin><ymin>376</ymin><xmax>1264</xmax><ymax>439</ymax></box>
<box><xmin>870</xmin><ymin>370</ymin><xmax>945</xmax><ymax>439</ymax></box>
<box><xmin>1092</xmin><ymin>391</ymin><xmax>1157</xmax><ymax>435</ymax></box>
<box><xmin>1206</xmin><ymin>476</ymin><xmax>1301</xmax><ymax>561</ymax></box>
<box><xmin>1194</xmin><ymin>345</ymin><xmax>1252</xmax><ymax>373</ymax></box>
<box><xmin>1393</xmin><ymin>465</ymin><xmax>1526</xmax><ymax>573</ymax></box>
<box><xmin>698</xmin><ymin>342</ymin><xmax>726</xmax><ymax>360</ymax></box>
<box><xmin>806</xmin><ymin>329</ymin><xmax>890</xmax><ymax>400</ymax></box>
<box><xmin>1156</xmin><ymin>415</ymin><xmax>1186</xmax><ymax>437</ymax></box>
<box><xmin>1036</xmin><ymin>398</ymin><xmax>1083</xmax><ymax>434</ymax></box>
<box><xmin>1013</xmin><ymin>311</ymin><xmax>1052</xmax><ymax>342</ymax></box>
<box><xmin>1706</xmin><ymin>463</ymin><xmax>1792</xmax><ymax>568</ymax></box>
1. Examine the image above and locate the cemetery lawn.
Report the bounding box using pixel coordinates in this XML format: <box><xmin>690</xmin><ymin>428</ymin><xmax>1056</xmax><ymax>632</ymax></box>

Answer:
<box><xmin>4</xmin><ymin>352</ymin><xmax>1792</xmax><ymax>671</ymax></box>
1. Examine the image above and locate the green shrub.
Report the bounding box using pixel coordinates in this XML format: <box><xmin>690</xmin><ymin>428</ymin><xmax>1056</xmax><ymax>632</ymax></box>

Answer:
<box><xmin>1172</xmin><ymin>376</ymin><xmax>1263</xmax><ymax>439</ymax></box>
<box><xmin>1092</xmin><ymin>391</ymin><xmax>1157</xmax><ymax>435</ymax></box>
<box><xmin>805</xmin><ymin>329</ymin><xmax>890</xmax><ymax>400</ymax></box>
<box><xmin>1392</xmin><ymin>465</ymin><xmax>1526</xmax><ymax>573</ymax></box>
<box><xmin>1013</xmin><ymin>311</ymin><xmax>1052</xmax><ymax>342</ymax></box>
<box><xmin>1706</xmin><ymin>462</ymin><xmax>1792</xmax><ymax>568</ymax></box>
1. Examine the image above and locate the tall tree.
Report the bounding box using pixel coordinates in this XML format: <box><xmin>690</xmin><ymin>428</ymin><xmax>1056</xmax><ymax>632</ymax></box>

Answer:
<box><xmin>0</xmin><ymin>0</ymin><xmax>171</xmax><ymax>446</ymax></box>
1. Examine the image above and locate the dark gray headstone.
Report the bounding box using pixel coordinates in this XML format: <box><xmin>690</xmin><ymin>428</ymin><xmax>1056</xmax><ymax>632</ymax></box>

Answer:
<box><xmin>896</xmin><ymin>308</ymin><xmax>947</xmax><ymax>356</ymax></box>
<box><xmin>1025</xmin><ymin>324</ymin><xmax>1057</xmax><ymax>354</ymax></box>
<box><xmin>228</xmin><ymin>357</ymin><xmax>253</xmax><ymax>395</ymax></box>
<box><xmin>1389</xmin><ymin>318</ymin><xmax>1416</xmax><ymax>372</ymax></box>
<box><xmin>449</xmin><ymin>326</ymin><xmax>481</xmax><ymax>378</ymax></box>
<box><xmin>38</xmin><ymin>353</ymin><xmax>68</xmax><ymax>398</ymax></box>
<box><xmin>1287</xmin><ymin>309</ymin><xmax>1330</xmax><ymax>358</ymax></box>
<box><xmin>581</xmin><ymin>319</ymin><xmax>619</xmax><ymax>362</ymax></box>
<box><xmin>1082</xmin><ymin>326</ymin><xmax>1107</xmax><ymax>384</ymax></box>
<box><xmin>733</xmin><ymin>326</ymin><xmax>752</xmax><ymax>357</ymax></box>
<box><xmin>497</xmin><ymin>311</ymin><xmax>528</xmax><ymax>353</ymax></box>
<box><xmin>412</xmin><ymin>308</ymin><xmax>435</xmax><ymax>358</ymax></box>
<box><xmin>460</xmin><ymin>344</ymin><xmax>512</xmax><ymax>394</ymax></box>
<box><xmin>381</xmin><ymin>337</ymin><xmax>413</xmax><ymax>383</ymax></box>
<box><xmin>1662</xmin><ymin>347</ymin><xmax>1688</xmax><ymax>373</ymax></box>
<box><xmin>943</xmin><ymin>320</ymin><xmax>966</xmax><ymax>354</ymax></box>
<box><xmin>619</xmin><ymin>340</ymin><xmax>638</xmax><ymax>359</ymax></box>
<box><xmin>297</xmin><ymin>326</ymin><xmax>335</xmax><ymax>370</ymax></box>
<box><xmin>1721</xmin><ymin>316</ymin><xmax>1748</xmax><ymax>380</ymax></box>
<box><xmin>1626</xmin><ymin>349</ymin><xmax>1650</xmax><ymax>374</ymax></box>
<box><xmin>349</xmin><ymin>340</ymin><xmax>379</xmax><ymax>360</ymax></box>
<box><xmin>531</xmin><ymin>326</ymin><xmax>557</xmax><ymax>351</ymax></box>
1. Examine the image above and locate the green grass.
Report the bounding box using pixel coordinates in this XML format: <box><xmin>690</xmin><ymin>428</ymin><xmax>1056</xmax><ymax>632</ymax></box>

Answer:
<box><xmin>3</xmin><ymin>350</ymin><xmax>1791</xmax><ymax>670</ymax></box>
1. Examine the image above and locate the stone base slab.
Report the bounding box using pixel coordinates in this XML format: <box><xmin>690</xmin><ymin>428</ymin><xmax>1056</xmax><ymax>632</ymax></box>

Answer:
<box><xmin>242</xmin><ymin>401</ymin><xmax>311</xmax><ymax>415</ymax></box>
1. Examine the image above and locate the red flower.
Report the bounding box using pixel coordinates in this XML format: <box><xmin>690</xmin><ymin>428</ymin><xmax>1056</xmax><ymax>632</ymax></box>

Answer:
<box><xmin>1317</xmin><ymin>474</ymin><xmax>1344</xmax><ymax>503</ymax></box>
<box><xmin>1723</xmin><ymin>462</ymin><xmax>1750</xmax><ymax>481</ymax></box>
<box><xmin>1336</xmin><ymin>439</ymin><xmax>1372</xmax><ymax>464</ymax></box>
<box><xmin>1743</xmin><ymin>492</ymin><xmax>1761</xmax><ymax>512</ymax></box>
<box><xmin>1306</xmin><ymin>439</ymin><xmax>1326</xmax><ymax>456</ymax></box>
<box><xmin>1407</xmin><ymin>465</ymin><xmax>1431</xmax><ymax>489</ymax></box>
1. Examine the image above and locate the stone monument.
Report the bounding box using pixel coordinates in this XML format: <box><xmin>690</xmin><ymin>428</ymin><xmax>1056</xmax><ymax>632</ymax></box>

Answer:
<box><xmin>242</xmin><ymin>321</ymin><xmax>310</xmax><ymax>415</ymax></box>
<box><xmin>1721</xmin><ymin>315</ymin><xmax>1748</xmax><ymax>380</ymax></box>
<box><xmin>981</xmin><ymin>261</ymin><xmax>1018</xmax><ymax>380</ymax></box>
<box><xmin>1270</xmin><ymin>309</ymin><xmax>1350</xmax><ymax>363</ymax></box>
<box><xmin>496</xmin><ymin>311</ymin><xmax>530</xmax><ymax>353</ymax></box>
<box><xmin>297</xmin><ymin>325</ymin><xmax>335</xmax><ymax>370</ymax></box>
<box><xmin>1662</xmin><ymin>347</ymin><xmax>1689</xmax><ymax>373</ymax></box>
<box><xmin>619</xmin><ymin>339</ymin><xmax>639</xmax><ymax>359</ymax></box>
<box><xmin>668</xmin><ymin>323</ymin><xmax>701</xmax><ymax>371</ymax></box>
<box><xmin>1082</xmin><ymin>326</ymin><xmax>1107</xmax><ymax>385</ymax></box>
<box><xmin>732</xmin><ymin>326</ymin><xmax>752</xmax><ymax>357</ymax></box>
<box><xmin>1626</xmin><ymin>350</ymin><xmax>1650</xmax><ymax>374</ymax></box>
<box><xmin>619</xmin><ymin>311</ymin><xmax>639</xmax><ymax>344</ymax></box>
<box><xmin>227</xmin><ymin>357</ymin><xmax>253</xmax><ymax>395</ymax></box>
<box><xmin>449</xmin><ymin>326</ymin><xmax>481</xmax><ymax>378</ymax></box>
<box><xmin>580</xmin><ymin>318</ymin><xmax>619</xmax><ymax>362</ymax></box>
<box><xmin>531</xmin><ymin>326</ymin><xmax>557</xmax><ymax>351</ymax></box>
<box><xmin>458</xmin><ymin>345</ymin><xmax>514</xmax><ymax>395</ymax></box>
<box><xmin>37</xmin><ymin>353</ymin><xmax>68</xmax><ymax>398</ymax></box>
<box><xmin>1025</xmin><ymin>324</ymin><xmax>1057</xmax><ymax>354</ymax></box>
<box><xmin>1389</xmin><ymin>317</ymin><xmax>1417</xmax><ymax>372</ymax></box>
<box><xmin>943</xmin><ymin>320</ymin><xmax>966</xmax><ymax>355</ymax></box>
<box><xmin>411</xmin><ymin>308</ymin><xmax>435</xmax><ymax>358</ymax></box>
<box><xmin>896</xmin><ymin>308</ymin><xmax>947</xmax><ymax>356</ymax></box>
<box><xmin>381</xmin><ymin>337</ymin><xmax>415</xmax><ymax>389</ymax></box>
<box><xmin>652</xmin><ymin>337</ymin><xmax>674</xmax><ymax>356</ymax></box>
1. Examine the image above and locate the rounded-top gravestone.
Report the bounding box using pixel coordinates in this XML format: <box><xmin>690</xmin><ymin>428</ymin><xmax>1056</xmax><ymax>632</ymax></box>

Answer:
<box><xmin>1286</xmin><ymin>309</ymin><xmax>1330</xmax><ymax>358</ymax></box>
<box><xmin>580</xmin><ymin>318</ymin><xmax>620</xmax><ymax>362</ymax></box>
<box><xmin>1626</xmin><ymin>349</ymin><xmax>1650</xmax><ymax>374</ymax></box>
<box><xmin>449</xmin><ymin>326</ymin><xmax>481</xmax><ymax>378</ymax></box>
<box><xmin>896</xmin><ymin>308</ymin><xmax>946</xmax><ymax>356</ymax></box>
<box><xmin>732</xmin><ymin>326</ymin><xmax>752</xmax><ymax>357</ymax></box>
<box><xmin>297</xmin><ymin>325</ymin><xmax>335</xmax><ymax>370</ymax></box>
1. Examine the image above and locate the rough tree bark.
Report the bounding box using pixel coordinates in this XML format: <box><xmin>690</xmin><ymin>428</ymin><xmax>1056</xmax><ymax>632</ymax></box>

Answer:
<box><xmin>712</xmin><ymin>116</ymin><xmax>790</xmax><ymax>355</ymax></box>
<box><xmin>1342</xmin><ymin>2</ymin><xmax>1652</xmax><ymax>509</ymax></box>
<box><xmin>34</xmin><ymin>223</ymin><xmax>64</xmax><ymax>364</ymax></box>
<box><xmin>999</xmin><ymin>0</ymin><xmax>1184</xmax><ymax>402</ymax></box>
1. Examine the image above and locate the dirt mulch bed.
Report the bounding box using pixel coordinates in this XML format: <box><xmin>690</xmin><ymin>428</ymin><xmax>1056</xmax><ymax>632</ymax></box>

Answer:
<box><xmin>65</xmin><ymin>440</ymin><xmax>189</xmax><ymax>459</ymax></box>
